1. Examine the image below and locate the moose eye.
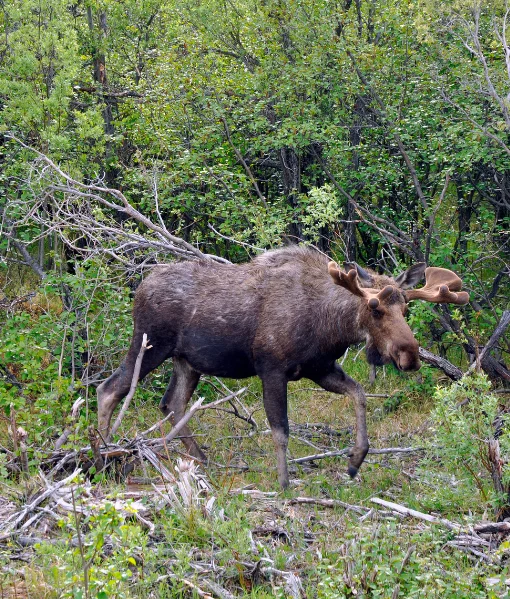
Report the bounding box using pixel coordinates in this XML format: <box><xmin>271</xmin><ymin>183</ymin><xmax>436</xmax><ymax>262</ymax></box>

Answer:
<box><xmin>371</xmin><ymin>309</ymin><xmax>383</xmax><ymax>319</ymax></box>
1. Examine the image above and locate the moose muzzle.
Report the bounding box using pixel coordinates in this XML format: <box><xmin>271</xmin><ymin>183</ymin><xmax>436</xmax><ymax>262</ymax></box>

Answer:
<box><xmin>391</xmin><ymin>340</ymin><xmax>421</xmax><ymax>372</ymax></box>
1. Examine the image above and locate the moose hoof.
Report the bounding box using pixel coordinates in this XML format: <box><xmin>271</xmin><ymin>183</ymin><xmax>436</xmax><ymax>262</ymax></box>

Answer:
<box><xmin>347</xmin><ymin>465</ymin><xmax>359</xmax><ymax>478</ymax></box>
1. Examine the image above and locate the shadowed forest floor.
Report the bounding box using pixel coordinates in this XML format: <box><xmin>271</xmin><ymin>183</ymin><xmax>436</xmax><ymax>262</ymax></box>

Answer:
<box><xmin>1</xmin><ymin>357</ymin><xmax>509</xmax><ymax>598</ymax></box>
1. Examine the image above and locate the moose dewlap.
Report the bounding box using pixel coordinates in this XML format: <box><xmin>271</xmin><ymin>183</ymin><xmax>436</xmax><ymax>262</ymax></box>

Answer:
<box><xmin>97</xmin><ymin>246</ymin><xmax>468</xmax><ymax>488</ymax></box>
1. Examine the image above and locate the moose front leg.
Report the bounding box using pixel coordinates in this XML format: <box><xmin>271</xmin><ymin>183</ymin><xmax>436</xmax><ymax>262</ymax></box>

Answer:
<box><xmin>260</xmin><ymin>372</ymin><xmax>290</xmax><ymax>489</ymax></box>
<box><xmin>312</xmin><ymin>364</ymin><xmax>369</xmax><ymax>478</ymax></box>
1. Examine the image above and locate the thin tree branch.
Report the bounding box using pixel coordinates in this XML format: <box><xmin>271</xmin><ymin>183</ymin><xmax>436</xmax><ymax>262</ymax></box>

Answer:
<box><xmin>108</xmin><ymin>333</ymin><xmax>152</xmax><ymax>442</ymax></box>
<box><xmin>219</xmin><ymin>116</ymin><xmax>268</xmax><ymax>208</ymax></box>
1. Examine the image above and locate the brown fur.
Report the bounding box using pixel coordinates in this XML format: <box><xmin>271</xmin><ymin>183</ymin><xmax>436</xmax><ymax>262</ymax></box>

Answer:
<box><xmin>97</xmin><ymin>246</ymin><xmax>425</xmax><ymax>488</ymax></box>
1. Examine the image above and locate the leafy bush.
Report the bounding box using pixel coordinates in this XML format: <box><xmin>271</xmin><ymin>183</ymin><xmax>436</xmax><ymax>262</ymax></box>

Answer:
<box><xmin>0</xmin><ymin>264</ymin><xmax>134</xmax><ymax>449</ymax></box>
<box><xmin>315</xmin><ymin>521</ymin><xmax>490</xmax><ymax>598</ymax></box>
<box><xmin>431</xmin><ymin>373</ymin><xmax>510</xmax><ymax>508</ymax></box>
<box><xmin>35</xmin><ymin>492</ymin><xmax>147</xmax><ymax>599</ymax></box>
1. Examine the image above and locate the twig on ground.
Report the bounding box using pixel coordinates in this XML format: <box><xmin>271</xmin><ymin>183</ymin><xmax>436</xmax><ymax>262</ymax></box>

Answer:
<box><xmin>288</xmin><ymin>496</ymin><xmax>368</xmax><ymax>515</ymax></box>
<box><xmin>446</xmin><ymin>542</ymin><xmax>493</xmax><ymax>563</ymax></box>
<box><xmin>202</xmin><ymin>580</ymin><xmax>237</xmax><ymax>599</ymax></box>
<box><xmin>290</xmin><ymin>446</ymin><xmax>424</xmax><ymax>464</ymax></box>
<box><xmin>290</xmin><ymin>387</ymin><xmax>391</xmax><ymax>398</ymax></box>
<box><xmin>0</xmin><ymin>468</ymin><xmax>82</xmax><ymax>539</ymax></box>
<box><xmin>370</xmin><ymin>497</ymin><xmax>460</xmax><ymax>531</ymax></box>
<box><xmin>55</xmin><ymin>397</ymin><xmax>85</xmax><ymax>450</ymax></box>
<box><xmin>474</xmin><ymin>521</ymin><xmax>510</xmax><ymax>534</ymax></box>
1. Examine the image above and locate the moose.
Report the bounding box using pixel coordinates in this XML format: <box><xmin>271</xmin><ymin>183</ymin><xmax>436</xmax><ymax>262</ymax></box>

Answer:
<box><xmin>97</xmin><ymin>246</ymin><xmax>469</xmax><ymax>488</ymax></box>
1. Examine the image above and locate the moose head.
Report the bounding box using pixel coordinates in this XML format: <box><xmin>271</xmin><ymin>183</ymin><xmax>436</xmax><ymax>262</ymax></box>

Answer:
<box><xmin>328</xmin><ymin>261</ymin><xmax>469</xmax><ymax>374</ymax></box>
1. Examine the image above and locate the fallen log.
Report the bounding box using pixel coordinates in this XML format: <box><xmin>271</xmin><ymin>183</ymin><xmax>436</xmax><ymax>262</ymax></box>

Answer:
<box><xmin>370</xmin><ymin>497</ymin><xmax>461</xmax><ymax>531</ymax></box>
<box><xmin>288</xmin><ymin>496</ymin><xmax>367</xmax><ymax>514</ymax></box>
<box><xmin>418</xmin><ymin>347</ymin><xmax>463</xmax><ymax>380</ymax></box>
<box><xmin>290</xmin><ymin>446</ymin><xmax>424</xmax><ymax>465</ymax></box>
<box><xmin>474</xmin><ymin>521</ymin><xmax>510</xmax><ymax>534</ymax></box>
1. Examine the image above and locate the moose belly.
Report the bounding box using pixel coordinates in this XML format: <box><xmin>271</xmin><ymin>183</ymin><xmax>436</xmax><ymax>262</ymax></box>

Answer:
<box><xmin>177</xmin><ymin>328</ymin><xmax>256</xmax><ymax>378</ymax></box>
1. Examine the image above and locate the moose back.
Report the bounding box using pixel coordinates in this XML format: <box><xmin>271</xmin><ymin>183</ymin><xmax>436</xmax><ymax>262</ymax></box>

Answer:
<box><xmin>97</xmin><ymin>246</ymin><xmax>468</xmax><ymax>488</ymax></box>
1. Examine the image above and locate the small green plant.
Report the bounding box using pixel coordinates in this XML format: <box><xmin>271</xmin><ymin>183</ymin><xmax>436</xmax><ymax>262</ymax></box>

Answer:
<box><xmin>314</xmin><ymin>521</ymin><xmax>490</xmax><ymax>599</ymax></box>
<box><xmin>36</xmin><ymin>493</ymin><xmax>147</xmax><ymax>599</ymax></box>
<box><xmin>432</xmin><ymin>373</ymin><xmax>510</xmax><ymax>508</ymax></box>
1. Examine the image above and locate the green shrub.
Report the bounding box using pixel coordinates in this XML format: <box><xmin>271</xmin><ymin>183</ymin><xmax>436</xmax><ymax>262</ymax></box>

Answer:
<box><xmin>431</xmin><ymin>373</ymin><xmax>510</xmax><ymax>507</ymax></box>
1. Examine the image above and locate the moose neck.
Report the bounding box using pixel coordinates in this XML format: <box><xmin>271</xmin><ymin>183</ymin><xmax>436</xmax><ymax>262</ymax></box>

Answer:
<box><xmin>325</xmin><ymin>289</ymin><xmax>368</xmax><ymax>349</ymax></box>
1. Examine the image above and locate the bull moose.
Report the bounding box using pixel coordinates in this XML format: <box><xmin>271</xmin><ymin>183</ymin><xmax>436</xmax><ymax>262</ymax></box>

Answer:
<box><xmin>97</xmin><ymin>246</ymin><xmax>468</xmax><ymax>488</ymax></box>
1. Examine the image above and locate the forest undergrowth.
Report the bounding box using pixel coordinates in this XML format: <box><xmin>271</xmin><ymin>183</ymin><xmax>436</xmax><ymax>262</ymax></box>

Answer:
<box><xmin>1</xmin><ymin>0</ymin><xmax>510</xmax><ymax>594</ymax></box>
<box><xmin>1</xmin><ymin>334</ymin><xmax>509</xmax><ymax>598</ymax></box>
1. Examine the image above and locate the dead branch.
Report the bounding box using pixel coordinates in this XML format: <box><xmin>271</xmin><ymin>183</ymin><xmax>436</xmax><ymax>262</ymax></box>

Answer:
<box><xmin>201</xmin><ymin>580</ymin><xmax>236</xmax><ymax>599</ymax></box>
<box><xmin>108</xmin><ymin>333</ymin><xmax>152</xmax><ymax>441</ymax></box>
<box><xmin>138</xmin><ymin>410</ymin><xmax>174</xmax><ymax>437</ymax></box>
<box><xmin>290</xmin><ymin>388</ymin><xmax>391</xmax><ymax>398</ymax></box>
<box><xmin>179</xmin><ymin>578</ymin><xmax>213</xmax><ymax>599</ymax></box>
<box><xmin>288</xmin><ymin>496</ymin><xmax>368</xmax><ymax>514</ymax></box>
<box><xmin>4</xmin><ymin>135</ymin><xmax>231</xmax><ymax>270</ymax></box>
<box><xmin>150</xmin><ymin>388</ymin><xmax>247</xmax><ymax>448</ymax></box>
<box><xmin>474</xmin><ymin>521</ymin><xmax>510</xmax><ymax>534</ymax></box>
<box><xmin>40</xmin><ymin>389</ymin><xmax>249</xmax><ymax>484</ymax></box>
<box><xmin>0</xmin><ymin>468</ymin><xmax>82</xmax><ymax>539</ymax></box>
<box><xmin>348</xmin><ymin>197</ymin><xmax>421</xmax><ymax>260</ymax></box>
<box><xmin>290</xmin><ymin>446</ymin><xmax>424</xmax><ymax>464</ymax></box>
<box><xmin>138</xmin><ymin>445</ymin><xmax>175</xmax><ymax>483</ymax></box>
<box><xmin>466</xmin><ymin>310</ymin><xmax>510</xmax><ymax>375</ymax></box>
<box><xmin>418</xmin><ymin>347</ymin><xmax>463</xmax><ymax>380</ymax></box>
<box><xmin>370</xmin><ymin>497</ymin><xmax>460</xmax><ymax>531</ymax></box>
<box><xmin>446</xmin><ymin>542</ymin><xmax>493</xmax><ymax>563</ymax></box>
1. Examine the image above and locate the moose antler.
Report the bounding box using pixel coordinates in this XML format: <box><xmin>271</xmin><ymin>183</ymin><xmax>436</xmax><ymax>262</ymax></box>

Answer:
<box><xmin>405</xmin><ymin>267</ymin><xmax>469</xmax><ymax>305</ymax></box>
<box><xmin>328</xmin><ymin>262</ymin><xmax>366</xmax><ymax>297</ymax></box>
<box><xmin>328</xmin><ymin>262</ymin><xmax>395</xmax><ymax>309</ymax></box>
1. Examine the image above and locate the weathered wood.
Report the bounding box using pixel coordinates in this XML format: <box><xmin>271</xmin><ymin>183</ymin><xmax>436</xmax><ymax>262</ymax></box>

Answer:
<box><xmin>418</xmin><ymin>347</ymin><xmax>463</xmax><ymax>380</ymax></box>
<box><xmin>288</xmin><ymin>496</ymin><xmax>367</xmax><ymax>514</ymax></box>
<box><xmin>108</xmin><ymin>333</ymin><xmax>152</xmax><ymax>441</ymax></box>
<box><xmin>290</xmin><ymin>446</ymin><xmax>423</xmax><ymax>464</ymax></box>
<box><xmin>474</xmin><ymin>521</ymin><xmax>510</xmax><ymax>534</ymax></box>
<box><xmin>0</xmin><ymin>468</ymin><xmax>82</xmax><ymax>539</ymax></box>
<box><xmin>150</xmin><ymin>388</ymin><xmax>246</xmax><ymax>448</ymax></box>
<box><xmin>370</xmin><ymin>497</ymin><xmax>460</xmax><ymax>531</ymax></box>
<box><xmin>467</xmin><ymin>310</ymin><xmax>510</xmax><ymax>375</ymax></box>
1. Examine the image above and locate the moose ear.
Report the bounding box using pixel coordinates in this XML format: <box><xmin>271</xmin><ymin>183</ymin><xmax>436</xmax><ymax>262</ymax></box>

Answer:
<box><xmin>394</xmin><ymin>263</ymin><xmax>427</xmax><ymax>289</ymax></box>
<box><xmin>344</xmin><ymin>262</ymin><xmax>374</xmax><ymax>286</ymax></box>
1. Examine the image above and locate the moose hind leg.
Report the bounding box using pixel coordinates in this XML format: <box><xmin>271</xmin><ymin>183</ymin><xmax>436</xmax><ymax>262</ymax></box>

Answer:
<box><xmin>261</xmin><ymin>372</ymin><xmax>290</xmax><ymax>489</ymax></box>
<box><xmin>159</xmin><ymin>357</ymin><xmax>206</xmax><ymax>462</ymax></box>
<box><xmin>312</xmin><ymin>364</ymin><xmax>369</xmax><ymax>478</ymax></box>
